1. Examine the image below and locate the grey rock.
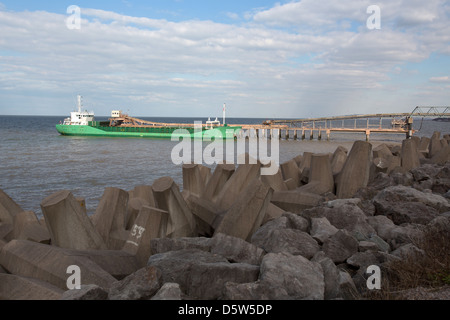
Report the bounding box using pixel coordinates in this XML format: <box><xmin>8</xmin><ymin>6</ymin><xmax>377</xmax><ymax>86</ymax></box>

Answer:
<box><xmin>259</xmin><ymin>252</ymin><xmax>324</xmax><ymax>300</ymax></box>
<box><xmin>147</xmin><ymin>249</ymin><xmax>259</xmax><ymax>300</ymax></box>
<box><xmin>60</xmin><ymin>284</ymin><xmax>108</xmax><ymax>301</ymax></box>
<box><xmin>310</xmin><ymin>217</ymin><xmax>338</xmax><ymax>244</ymax></box>
<box><xmin>108</xmin><ymin>266</ymin><xmax>162</xmax><ymax>300</ymax></box>
<box><xmin>210</xmin><ymin>233</ymin><xmax>264</xmax><ymax>265</ymax></box>
<box><xmin>323</xmin><ymin>230</ymin><xmax>359</xmax><ymax>264</ymax></box>
<box><xmin>150</xmin><ymin>283</ymin><xmax>183</xmax><ymax>300</ymax></box>
<box><xmin>252</xmin><ymin>228</ymin><xmax>320</xmax><ymax>259</ymax></box>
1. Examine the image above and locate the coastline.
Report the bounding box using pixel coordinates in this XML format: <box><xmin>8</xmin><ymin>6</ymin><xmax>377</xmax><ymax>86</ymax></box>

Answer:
<box><xmin>1</xmin><ymin>130</ymin><xmax>449</xmax><ymax>300</ymax></box>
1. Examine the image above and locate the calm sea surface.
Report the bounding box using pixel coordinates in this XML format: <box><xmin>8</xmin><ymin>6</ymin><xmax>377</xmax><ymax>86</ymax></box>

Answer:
<box><xmin>1</xmin><ymin>115</ymin><xmax>449</xmax><ymax>216</ymax></box>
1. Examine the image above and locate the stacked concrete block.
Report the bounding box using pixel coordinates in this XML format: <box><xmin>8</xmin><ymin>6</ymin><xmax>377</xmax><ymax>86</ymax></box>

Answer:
<box><xmin>401</xmin><ymin>138</ymin><xmax>420</xmax><ymax>171</ymax></box>
<box><xmin>152</xmin><ymin>177</ymin><xmax>197</xmax><ymax>238</ymax></box>
<box><xmin>298</xmin><ymin>153</ymin><xmax>334</xmax><ymax>195</ymax></box>
<box><xmin>122</xmin><ymin>206</ymin><xmax>169</xmax><ymax>267</ymax></box>
<box><xmin>40</xmin><ymin>190</ymin><xmax>107</xmax><ymax>250</ymax></box>
<box><xmin>336</xmin><ymin>141</ymin><xmax>372</xmax><ymax>199</ymax></box>
<box><xmin>214</xmin><ymin>161</ymin><xmax>261</xmax><ymax>212</ymax></box>
<box><xmin>201</xmin><ymin>163</ymin><xmax>235</xmax><ymax>203</ymax></box>
<box><xmin>215</xmin><ymin>178</ymin><xmax>273</xmax><ymax>242</ymax></box>
<box><xmin>280</xmin><ymin>159</ymin><xmax>300</xmax><ymax>188</ymax></box>
<box><xmin>91</xmin><ymin>187</ymin><xmax>129</xmax><ymax>250</ymax></box>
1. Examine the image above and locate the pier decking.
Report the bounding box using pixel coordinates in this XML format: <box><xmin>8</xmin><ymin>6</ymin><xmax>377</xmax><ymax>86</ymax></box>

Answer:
<box><xmin>229</xmin><ymin>106</ymin><xmax>450</xmax><ymax>141</ymax></box>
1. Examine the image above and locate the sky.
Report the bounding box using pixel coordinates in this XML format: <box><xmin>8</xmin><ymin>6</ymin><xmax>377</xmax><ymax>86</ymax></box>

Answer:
<box><xmin>0</xmin><ymin>1</ymin><xmax>449</xmax><ymax>118</ymax></box>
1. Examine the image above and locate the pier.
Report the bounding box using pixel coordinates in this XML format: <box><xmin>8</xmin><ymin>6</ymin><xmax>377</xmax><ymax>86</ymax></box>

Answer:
<box><xmin>229</xmin><ymin>106</ymin><xmax>450</xmax><ymax>141</ymax></box>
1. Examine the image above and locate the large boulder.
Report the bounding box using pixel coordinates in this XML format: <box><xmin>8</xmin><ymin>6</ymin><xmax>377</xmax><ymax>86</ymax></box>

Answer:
<box><xmin>258</xmin><ymin>252</ymin><xmax>324</xmax><ymax>300</ymax></box>
<box><xmin>147</xmin><ymin>249</ymin><xmax>259</xmax><ymax>300</ymax></box>
<box><xmin>108</xmin><ymin>266</ymin><xmax>162</xmax><ymax>300</ymax></box>
<box><xmin>322</xmin><ymin>230</ymin><xmax>359</xmax><ymax>264</ymax></box>
<box><xmin>373</xmin><ymin>185</ymin><xmax>450</xmax><ymax>224</ymax></box>
<box><xmin>251</xmin><ymin>228</ymin><xmax>320</xmax><ymax>259</ymax></box>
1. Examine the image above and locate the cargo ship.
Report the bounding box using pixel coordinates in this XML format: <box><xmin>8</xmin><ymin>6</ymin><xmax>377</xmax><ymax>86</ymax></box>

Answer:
<box><xmin>56</xmin><ymin>96</ymin><xmax>241</xmax><ymax>139</ymax></box>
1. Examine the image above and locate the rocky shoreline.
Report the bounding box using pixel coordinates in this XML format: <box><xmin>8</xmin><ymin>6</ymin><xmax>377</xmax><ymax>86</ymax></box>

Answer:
<box><xmin>0</xmin><ymin>132</ymin><xmax>449</xmax><ymax>300</ymax></box>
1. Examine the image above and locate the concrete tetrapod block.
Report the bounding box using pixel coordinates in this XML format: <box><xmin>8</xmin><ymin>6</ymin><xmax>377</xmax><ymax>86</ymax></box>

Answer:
<box><xmin>185</xmin><ymin>194</ymin><xmax>220</xmax><ymax>237</ymax></box>
<box><xmin>0</xmin><ymin>240</ymin><xmax>117</xmax><ymax>290</ymax></box>
<box><xmin>122</xmin><ymin>205</ymin><xmax>169</xmax><ymax>268</ymax></box>
<box><xmin>41</xmin><ymin>190</ymin><xmax>107</xmax><ymax>250</ymax></box>
<box><xmin>126</xmin><ymin>186</ymin><xmax>155</xmax><ymax>230</ymax></box>
<box><xmin>372</xmin><ymin>144</ymin><xmax>393</xmax><ymax>162</ymax></box>
<box><xmin>152</xmin><ymin>177</ymin><xmax>197</xmax><ymax>238</ymax></box>
<box><xmin>7</xmin><ymin>210</ymin><xmax>50</xmax><ymax>244</ymax></box>
<box><xmin>298</xmin><ymin>153</ymin><xmax>334</xmax><ymax>195</ymax></box>
<box><xmin>202</xmin><ymin>163</ymin><xmax>235</xmax><ymax>203</ymax></box>
<box><xmin>431</xmin><ymin>145</ymin><xmax>450</xmax><ymax>165</ymax></box>
<box><xmin>429</xmin><ymin>131</ymin><xmax>442</xmax><ymax>158</ymax></box>
<box><xmin>214</xmin><ymin>161</ymin><xmax>262</xmax><ymax>212</ymax></box>
<box><xmin>280</xmin><ymin>159</ymin><xmax>300</xmax><ymax>188</ymax></box>
<box><xmin>336</xmin><ymin>141</ymin><xmax>373</xmax><ymax>199</ymax></box>
<box><xmin>261</xmin><ymin>167</ymin><xmax>288</xmax><ymax>192</ymax></box>
<box><xmin>182</xmin><ymin>164</ymin><xmax>208</xmax><ymax>198</ymax></box>
<box><xmin>91</xmin><ymin>187</ymin><xmax>129</xmax><ymax>250</ymax></box>
<box><xmin>0</xmin><ymin>189</ymin><xmax>23</xmax><ymax>224</ymax></box>
<box><xmin>214</xmin><ymin>178</ymin><xmax>273</xmax><ymax>242</ymax></box>
<box><xmin>419</xmin><ymin>136</ymin><xmax>431</xmax><ymax>153</ymax></box>
<box><xmin>331</xmin><ymin>146</ymin><xmax>348</xmax><ymax>177</ymax></box>
<box><xmin>271</xmin><ymin>190</ymin><xmax>324</xmax><ymax>214</ymax></box>
<box><xmin>299</xmin><ymin>152</ymin><xmax>313</xmax><ymax>173</ymax></box>
<box><xmin>401</xmin><ymin>138</ymin><xmax>420</xmax><ymax>171</ymax></box>
<box><xmin>126</xmin><ymin>198</ymin><xmax>145</xmax><ymax>231</ymax></box>
<box><xmin>0</xmin><ymin>273</ymin><xmax>64</xmax><ymax>300</ymax></box>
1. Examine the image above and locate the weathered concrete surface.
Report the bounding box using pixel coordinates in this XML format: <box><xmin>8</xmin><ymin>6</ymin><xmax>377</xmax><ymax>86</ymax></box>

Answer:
<box><xmin>336</xmin><ymin>141</ymin><xmax>373</xmax><ymax>199</ymax></box>
<box><xmin>40</xmin><ymin>190</ymin><xmax>107</xmax><ymax>250</ymax></box>
<box><xmin>182</xmin><ymin>164</ymin><xmax>208</xmax><ymax>198</ymax></box>
<box><xmin>0</xmin><ymin>189</ymin><xmax>23</xmax><ymax>224</ymax></box>
<box><xmin>122</xmin><ymin>205</ymin><xmax>169</xmax><ymax>267</ymax></box>
<box><xmin>0</xmin><ymin>240</ymin><xmax>117</xmax><ymax>290</ymax></box>
<box><xmin>431</xmin><ymin>145</ymin><xmax>450</xmax><ymax>165</ymax></box>
<box><xmin>331</xmin><ymin>146</ymin><xmax>348</xmax><ymax>177</ymax></box>
<box><xmin>185</xmin><ymin>195</ymin><xmax>220</xmax><ymax>237</ymax></box>
<box><xmin>91</xmin><ymin>187</ymin><xmax>129</xmax><ymax>250</ymax></box>
<box><xmin>6</xmin><ymin>210</ymin><xmax>50</xmax><ymax>244</ymax></box>
<box><xmin>215</xmin><ymin>178</ymin><xmax>273</xmax><ymax>242</ymax></box>
<box><xmin>429</xmin><ymin>131</ymin><xmax>442</xmax><ymax>158</ymax></box>
<box><xmin>261</xmin><ymin>167</ymin><xmax>288</xmax><ymax>192</ymax></box>
<box><xmin>270</xmin><ymin>190</ymin><xmax>323</xmax><ymax>214</ymax></box>
<box><xmin>0</xmin><ymin>273</ymin><xmax>64</xmax><ymax>300</ymax></box>
<box><xmin>401</xmin><ymin>139</ymin><xmax>420</xmax><ymax>171</ymax></box>
<box><xmin>280</xmin><ymin>159</ymin><xmax>300</xmax><ymax>188</ymax></box>
<box><xmin>214</xmin><ymin>162</ymin><xmax>262</xmax><ymax>212</ymax></box>
<box><xmin>298</xmin><ymin>153</ymin><xmax>334</xmax><ymax>195</ymax></box>
<box><xmin>152</xmin><ymin>177</ymin><xmax>197</xmax><ymax>238</ymax></box>
<box><xmin>202</xmin><ymin>164</ymin><xmax>235</xmax><ymax>203</ymax></box>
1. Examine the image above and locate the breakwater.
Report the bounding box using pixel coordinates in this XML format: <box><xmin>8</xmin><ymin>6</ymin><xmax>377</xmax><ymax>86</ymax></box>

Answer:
<box><xmin>1</xmin><ymin>130</ymin><xmax>449</xmax><ymax>300</ymax></box>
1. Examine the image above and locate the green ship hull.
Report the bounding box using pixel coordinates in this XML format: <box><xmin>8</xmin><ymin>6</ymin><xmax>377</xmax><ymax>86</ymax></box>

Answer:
<box><xmin>56</xmin><ymin>122</ymin><xmax>241</xmax><ymax>139</ymax></box>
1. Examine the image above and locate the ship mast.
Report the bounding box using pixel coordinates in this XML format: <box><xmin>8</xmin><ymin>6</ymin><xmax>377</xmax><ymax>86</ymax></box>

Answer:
<box><xmin>77</xmin><ymin>95</ymin><xmax>82</xmax><ymax>113</ymax></box>
<box><xmin>223</xmin><ymin>103</ymin><xmax>226</xmax><ymax>126</ymax></box>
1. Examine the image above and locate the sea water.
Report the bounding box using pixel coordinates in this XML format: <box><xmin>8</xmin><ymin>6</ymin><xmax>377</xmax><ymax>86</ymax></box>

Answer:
<box><xmin>0</xmin><ymin>115</ymin><xmax>449</xmax><ymax>216</ymax></box>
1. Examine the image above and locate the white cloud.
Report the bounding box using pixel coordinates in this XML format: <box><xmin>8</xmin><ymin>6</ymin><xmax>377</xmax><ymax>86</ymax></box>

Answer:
<box><xmin>430</xmin><ymin>76</ymin><xmax>450</xmax><ymax>83</ymax></box>
<box><xmin>0</xmin><ymin>2</ymin><xmax>449</xmax><ymax>118</ymax></box>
